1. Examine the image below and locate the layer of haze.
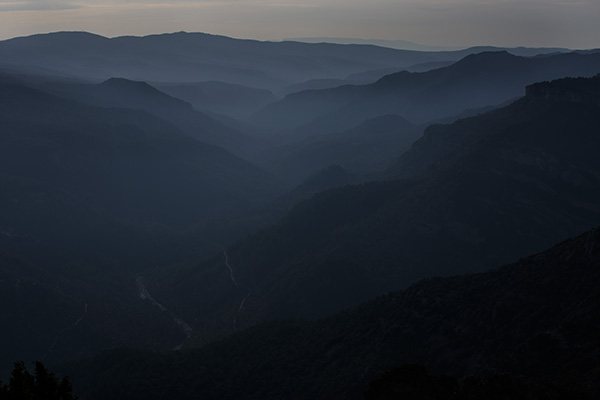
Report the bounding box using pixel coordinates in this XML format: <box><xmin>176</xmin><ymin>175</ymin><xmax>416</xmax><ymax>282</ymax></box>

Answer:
<box><xmin>0</xmin><ymin>0</ymin><xmax>598</xmax><ymax>48</ymax></box>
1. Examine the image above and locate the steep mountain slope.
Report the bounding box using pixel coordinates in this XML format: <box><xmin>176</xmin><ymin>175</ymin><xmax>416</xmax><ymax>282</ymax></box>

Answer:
<box><xmin>259</xmin><ymin>115</ymin><xmax>420</xmax><ymax>183</ymax></box>
<box><xmin>0</xmin><ymin>170</ymin><xmax>213</xmax><ymax>372</ymax></box>
<box><xmin>343</xmin><ymin>60</ymin><xmax>454</xmax><ymax>82</ymax></box>
<box><xmin>388</xmin><ymin>74</ymin><xmax>600</xmax><ymax>179</ymax></box>
<box><xmin>0</xmin><ymin>31</ymin><xmax>468</xmax><ymax>90</ymax></box>
<box><xmin>41</xmin><ymin>77</ymin><xmax>261</xmax><ymax>157</ymax></box>
<box><xmin>250</xmin><ymin>51</ymin><xmax>600</xmax><ymax>134</ymax></box>
<box><xmin>149</xmin><ymin>75</ymin><xmax>600</xmax><ymax>342</ymax></box>
<box><xmin>0</xmin><ymin>248</ymin><xmax>189</xmax><ymax>373</ymax></box>
<box><xmin>278</xmin><ymin>78</ymin><xmax>368</xmax><ymax>97</ymax></box>
<box><xmin>0</xmin><ymin>79</ymin><xmax>284</xmax><ymax>368</ymax></box>
<box><xmin>62</xmin><ymin>226</ymin><xmax>600</xmax><ymax>399</ymax></box>
<box><xmin>0</xmin><ymin>80</ymin><xmax>282</xmax><ymax>229</ymax></box>
<box><xmin>155</xmin><ymin>81</ymin><xmax>280</xmax><ymax>118</ymax></box>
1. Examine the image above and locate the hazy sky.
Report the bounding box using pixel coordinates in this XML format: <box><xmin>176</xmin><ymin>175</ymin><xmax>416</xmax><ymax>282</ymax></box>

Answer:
<box><xmin>0</xmin><ymin>0</ymin><xmax>598</xmax><ymax>48</ymax></box>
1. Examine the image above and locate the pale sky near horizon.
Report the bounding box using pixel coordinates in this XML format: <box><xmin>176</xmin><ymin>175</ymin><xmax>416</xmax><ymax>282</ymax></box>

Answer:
<box><xmin>0</xmin><ymin>0</ymin><xmax>598</xmax><ymax>49</ymax></box>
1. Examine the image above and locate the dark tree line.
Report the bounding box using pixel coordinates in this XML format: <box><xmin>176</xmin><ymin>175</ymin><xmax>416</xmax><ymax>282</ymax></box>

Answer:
<box><xmin>365</xmin><ymin>364</ymin><xmax>589</xmax><ymax>400</ymax></box>
<box><xmin>0</xmin><ymin>362</ymin><xmax>77</xmax><ymax>400</ymax></box>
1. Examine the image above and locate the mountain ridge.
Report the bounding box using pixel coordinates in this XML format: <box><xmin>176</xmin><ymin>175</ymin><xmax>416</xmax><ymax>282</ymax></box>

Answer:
<box><xmin>0</xmin><ymin>31</ymin><xmax>472</xmax><ymax>90</ymax></box>
<box><xmin>150</xmin><ymin>75</ymin><xmax>600</xmax><ymax>345</ymax></box>
<box><xmin>250</xmin><ymin>50</ymin><xmax>600</xmax><ymax>136</ymax></box>
<box><xmin>59</xmin><ymin>225</ymin><xmax>600</xmax><ymax>399</ymax></box>
<box><xmin>38</xmin><ymin>76</ymin><xmax>261</xmax><ymax>157</ymax></box>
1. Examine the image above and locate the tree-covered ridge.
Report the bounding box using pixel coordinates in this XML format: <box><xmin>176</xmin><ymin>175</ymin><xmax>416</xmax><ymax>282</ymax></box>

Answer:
<box><xmin>0</xmin><ymin>362</ymin><xmax>76</xmax><ymax>400</ymax></box>
<box><xmin>61</xmin><ymin>226</ymin><xmax>600</xmax><ymax>399</ymax></box>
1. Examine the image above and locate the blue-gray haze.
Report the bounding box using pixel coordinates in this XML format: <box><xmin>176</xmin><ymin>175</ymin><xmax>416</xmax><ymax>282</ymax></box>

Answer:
<box><xmin>0</xmin><ymin>0</ymin><xmax>598</xmax><ymax>48</ymax></box>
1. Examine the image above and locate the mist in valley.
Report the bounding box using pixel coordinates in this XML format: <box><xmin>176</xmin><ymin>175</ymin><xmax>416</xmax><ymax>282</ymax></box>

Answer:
<box><xmin>1</xmin><ymin>3</ymin><xmax>600</xmax><ymax>398</ymax></box>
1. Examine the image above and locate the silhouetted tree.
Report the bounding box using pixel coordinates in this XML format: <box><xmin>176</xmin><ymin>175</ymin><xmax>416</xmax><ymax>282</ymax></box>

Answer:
<box><xmin>0</xmin><ymin>361</ymin><xmax>77</xmax><ymax>400</ymax></box>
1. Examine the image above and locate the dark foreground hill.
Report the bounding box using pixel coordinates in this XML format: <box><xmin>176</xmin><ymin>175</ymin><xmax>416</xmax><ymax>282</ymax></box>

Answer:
<box><xmin>146</xmin><ymin>75</ymin><xmax>600</xmax><ymax>342</ymax></box>
<box><xmin>60</xmin><ymin>225</ymin><xmax>600</xmax><ymax>399</ymax></box>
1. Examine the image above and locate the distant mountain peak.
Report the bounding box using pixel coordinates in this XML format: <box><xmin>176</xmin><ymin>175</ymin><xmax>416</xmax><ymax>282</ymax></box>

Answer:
<box><xmin>45</xmin><ymin>31</ymin><xmax>106</xmax><ymax>38</ymax></box>
<box><xmin>377</xmin><ymin>52</ymin><xmax>521</xmax><ymax>83</ymax></box>
<box><xmin>374</xmin><ymin>69</ymin><xmax>412</xmax><ymax>83</ymax></box>
<box><xmin>101</xmin><ymin>77</ymin><xmax>156</xmax><ymax>91</ymax></box>
<box><xmin>455</xmin><ymin>50</ymin><xmax>518</xmax><ymax>65</ymax></box>
<box><xmin>99</xmin><ymin>77</ymin><xmax>190</xmax><ymax>104</ymax></box>
<box><xmin>283</xmin><ymin>37</ymin><xmax>465</xmax><ymax>51</ymax></box>
<box><xmin>3</xmin><ymin>31</ymin><xmax>110</xmax><ymax>45</ymax></box>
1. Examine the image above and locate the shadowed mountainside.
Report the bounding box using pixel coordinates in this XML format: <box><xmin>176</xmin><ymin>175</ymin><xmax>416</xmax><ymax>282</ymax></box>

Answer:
<box><xmin>146</xmin><ymin>75</ymin><xmax>600</xmax><ymax>343</ymax></box>
<box><xmin>0</xmin><ymin>77</ymin><xmax>283</xmax><ymax>368</ymax></box>
<box><xmin>257</xmin><ymin>115</ymin><xmax>420</xmax><ymax>183</ymax></box>
<box><xmin>39</xmin><ymin>77</ymin><xmax>263</xmax><ymax>157</ymax></box>
<box><xmin>0</xmin><ymin>80</ymin><xmax>282</xmax><ymax>228</ymax></box>
<box><xmin>2</xmin><ymin>31</ymin><xmax>599</xmax><ymax>397</ymax></box>
<box><xmin>155</xmin><ymin>81</ymin><xmax>280</xmax><ymax>118</ymax></box>
<box><xmin>60</xmin><ymin>225</ymin><xmax>600</xmax><ymax>399</ymax></box>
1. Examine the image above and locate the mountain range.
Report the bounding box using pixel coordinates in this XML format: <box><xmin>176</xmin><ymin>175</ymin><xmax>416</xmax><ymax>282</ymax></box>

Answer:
<box><xmin>0</xmin><ymin>75</ymin><xmax>282</xmax><ymax>368</ymax></box>
<box><xmin>35</xmin><ymin>76</ymin><xmax>263</xmax><ymax>158</ymax></box>
<box><xmin>1</xmin><ymin>31</ymin><xmax>600</xmax><ymax>399</ymax></box>
<box><xmin>59</xmin><ymin>225</ymin><xmax>600</xmax><ymax>399</ymax></box>
<box><xmin>0</xmin><ymin>31</ymin><xmax>462</xmax><ymax>91</ymax></box>
<box><xmin>250</xmin><ymin>51</ymin><xmax>600</xmax><ymax>136</ymax></box>
<box><xmin>286</xmin><ymin>37</ymin><xmax>571</xmax><ymax>54</ymax></box>
<box><xmin>0</xmin><ymin>31</ymin><xmax>583</xmax><ymax>94</ymax></box>
<box><xmin>143</xmin><ymin>75</ymin><xmax>600</xmax><ymax>346</ymax></box>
